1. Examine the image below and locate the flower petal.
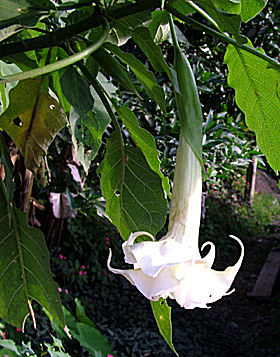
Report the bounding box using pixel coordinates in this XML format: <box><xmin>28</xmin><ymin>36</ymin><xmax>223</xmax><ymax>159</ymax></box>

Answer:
<box><xmin>130</xmin><ymin>238</ymin><xmax>196</xmax><ymax>277</ymax></box>
<box><xmin>172</xmin><ymin>235</ymin><xmax>244</xmax><ymax>308</ymax></box>
<box><xmin>107</xmin><ymin>249</ymin><xmax>179</xmax><ymax>300</ymax></box>
<box><xmin>122</xmin><ymin>231</ymin><xmax>154</xmax><ymax>265</ymax></box>
<box><xmin>201</xmin><ymin>241</ymin><xmax>216</xmax><ymax>268</ymax></box>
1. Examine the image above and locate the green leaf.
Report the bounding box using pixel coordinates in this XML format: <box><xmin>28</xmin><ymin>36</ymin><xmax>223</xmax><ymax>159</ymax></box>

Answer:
<box><xmin>45</xmin><ymin>336</ymin><xmax>71</xmax><ymax>357</ymax></box>
<box><xmin>0</xmin><ymin>60</ymin><xmax>21</xmax><ymax>115</ymax></box>
<box><xmin>106</xmin><ymin>10</ymin><xmax>151</xmax><ymax>46</ymax></box>
<box><xmin>0</xmin><ymin>133</ymin><xmax>15</xmax><ymax>202</ymax></box>
<box><xmin>85</xmin><ymin>55</ymin><xmax>99</xmax><ymax>80</ymax></box>
<box><xmin>0</xmin><ymin>183</ymin><xmax>64</xmax><ymax>330</ymax></box>
<box><xmin>0</xmin><ymin>0</ymin><xmax>53</xmax><ymax>22</ymax></box>
<box><xmin>4</xmin><ymin>53</ymin><xmax>38</xmax><ymax>72</ymax></box>
<box><xmin>61</xmin><ymin>67</ymin><xmax>93</xmax><ymax>117</ymax></box>
<box><xmin>76</xmin><ymin>323</ymin><xmax>113</xmax><ymax>357</ymax></box>
<box><xmin>151</xmin><ymin>299</ymin><xmax>178</xmax><ymax>356</ymax></box>
<box><xmin>99</xmin><ymin>132</ymin><xmax>167</xmax><ymax>240</ymax></box>
<box><xmin>51</xmin><ymin>70</ymin><xmax>71</xmax><ymax>115</ymax></box>
<box><xmin>240</xmin><ymin>0</ymin><xmax>268</xmax><ymax>22</ymax></box>
<box><xmin>213</xmin><ymin>0</ymin><xmax>241</xmax><ymax>14</ymax></box>
<box><xmin>0</xmin><ymin>0</ymin><xmax>30</xmax><ymax>21</ymax></box>
<box><xmin>0</xmin><ymin>340</ymin><xmax>20</xmax><ymax>356</ymax></box>
<box><xmin>75</xmin><ymin>298</ymin><xmax>95</xmax><ymax>327</ymax></box>
<box><xmin>170</xmin><ymin>0</ymin><xmax>195</xmax><ymax>18</ymax></box>
<box><xmin>45</xmin><ymin>300</ymin><xmax>113</xmax><ymax>357</ymax></box>
<box><xmin>132</xmin><ymin>27</ymin><xmax>169</xmax><ymax>73</ymax></box>
<box><xmin>61</xmin><ymin>67</ymin><xmax>110</xmax><ymax>172</ymax></box>
<box><xmin>0</xmin><ymin>25</ymin><xmax>22</xmax><ymax>42</ymax></box>
<box><xmin>196</xmin><ymin>0</ymin><xmax>247</xmax><ymax>45</ymax></box>
<box><xmin>116</xmin><ymin>105</ymin><xmax>170</xmax><ymax>197</ymax></box>
<box><xmin>148</xmin><ymin>10</ymin><xmax>170</xmax><ymax>44</ymax></box>
<box><xmin>91</xmin><ymin>48</ymin><xmax>139</xmax><ymax>96</ymax></box>
<box><xmin>224</xmin><ymin>42</ymin><xmax>280</xmax><ymax>173</ymax></box>
<box><xmin>105</xmin><ymin>43</ymin><xmax>166</xmax><ymax>113</ymax></box>
<box><xmin>0</xmin><ymin>78</ymin><xmax>67</xmax><ymax>186</ymax></box>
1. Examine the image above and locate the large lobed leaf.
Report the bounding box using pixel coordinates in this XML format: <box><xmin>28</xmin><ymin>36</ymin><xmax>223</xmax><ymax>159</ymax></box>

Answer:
<box><xmin>224</xmin><ymin>42</ymin><xmax>280</xmax><ymax>173</ymax></box>
<box><xmin>0</xmin><ymin>78</ymin><xmax>67</xmax><ymax>185</ymax></box>
<box><xmin>99</xmin><ymin>132</ymin><xmax>167</xmax><ymax>240</ymax></box>
<box><xmin>116</xmin><ymin>105</ymin><xmax>170</xmax><ymax>197</ymax></box>
<box><xmin>0</xmin><ymin>183</ymin><xmax>64</xmax><ymax>330</ymax></box>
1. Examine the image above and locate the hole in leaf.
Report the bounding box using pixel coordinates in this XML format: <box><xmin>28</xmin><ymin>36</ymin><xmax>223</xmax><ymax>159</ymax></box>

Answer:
<box><xmin>13</xmin><ymin>117</ymin><xmax>23</xmax><ymax>127</ymax></box>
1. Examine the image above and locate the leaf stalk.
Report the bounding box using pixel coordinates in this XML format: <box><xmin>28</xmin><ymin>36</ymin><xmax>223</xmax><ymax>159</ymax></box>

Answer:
<box><xmin>0</xmin><ymin>18</ymin><xmax>110</xmax><ymax>84</ymax></box>
<box><xmin>166</xmin><ymin>4</ymin><xmax>280</xmax><ymax>71</ymax></box>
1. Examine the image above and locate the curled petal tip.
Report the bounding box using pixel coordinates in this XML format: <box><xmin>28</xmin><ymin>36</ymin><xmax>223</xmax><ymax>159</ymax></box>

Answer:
<box><xmin>224</xmin><ymin>288</ymin><xmax>235</xmax><ymax>296</ymax></box>
<box><xmin>201</xmin><ymin>241</ymin><xmax>216</xmax><ymax>268</ymax></box>
<box><xmin>107</xmin><ymin>248</ymin><xmax>112</xmax><ymax>269</ymax></box>
<box><xmin>228</xmin><ymin>235</ymin><xmax>245</xmax><ymax>264</ymax></box>
<box><xmin>128</xmin><ymin>231</ymin><xmax>155</xmax><ymax>245</ymax></box>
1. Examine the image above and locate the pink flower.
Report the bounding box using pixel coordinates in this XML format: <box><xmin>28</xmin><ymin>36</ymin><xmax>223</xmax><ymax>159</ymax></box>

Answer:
<box><xmin>16</xmin><ymin>328</ymin><xmax>21</xmax><ymax>332</ymax></box>
<box><xmin>2</xmin><ymin>332</ymin><xmax>6</xmax><ymax>339</ymax></box>
<box><xmin>84</xmin><ymin>271</ymin><xmax>87</xmax><ymax>275</ymax></box>
<box><xmin>79</xmin><ymin>271</ymin><xmax>83</xmax><ymax>276</ymax></box>
<box><xmin>107</xmin><ymin>355</ymin><xmax>114</xmax><ymax>357</ymax></box>
<box><xmin>81</xmin><ymin>265</ymin><xmax>85</xmax><ymax>269</ymax></box>
<box><xmin>104</xmin><ymin>272</ymin><xmax>107</xmax><ymax>276</ymax></box>
<box><xmin>58</xmin><ymin>287</ymin><xmax>62</xmax><ymax>293</ymax></box>
<box><xmin>59</xmin><ymin>254</ymin><xmax>64</xmax><ymax>259</ymax></box>
<box><xmin>65</xmin><ymin>289</ymin><xmax>69</xmax><ymax>294</ymax></box>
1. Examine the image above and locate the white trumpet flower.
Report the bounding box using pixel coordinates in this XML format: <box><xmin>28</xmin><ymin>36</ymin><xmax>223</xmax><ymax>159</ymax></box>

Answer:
<box><xmin>108</xmin><ymin>132</ymin><xmax>244</xmax><ymax>309</ymax></box>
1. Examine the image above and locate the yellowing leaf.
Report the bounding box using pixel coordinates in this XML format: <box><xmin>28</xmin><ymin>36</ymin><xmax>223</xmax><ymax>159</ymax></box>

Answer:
<box><xmin>0</xmin><ymin>78</ymin><xmax>67</xmax><ymax>185</ymax></box>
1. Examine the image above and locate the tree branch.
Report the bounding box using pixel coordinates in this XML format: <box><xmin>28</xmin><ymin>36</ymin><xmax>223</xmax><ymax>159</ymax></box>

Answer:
<box><xmin>0</xmin><ymin>0</ymin><xmax>160</xmax><ymax>59</ymax></box>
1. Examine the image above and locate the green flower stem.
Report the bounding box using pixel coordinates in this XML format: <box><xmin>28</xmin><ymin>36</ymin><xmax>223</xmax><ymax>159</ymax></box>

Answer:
<box><xmin>168</xmin><ymin>13</ymin><xmax>179</xmax><ymax>50</ymax></box>
<box><xmin>0</xmin><ymin>18</ymin><xmax>110</xmax><ymax>84</ymax></box>
<box><xmin>166</xmin><ymin>4</ymin><xmax>280</xmax><ymax>71</ymax></box>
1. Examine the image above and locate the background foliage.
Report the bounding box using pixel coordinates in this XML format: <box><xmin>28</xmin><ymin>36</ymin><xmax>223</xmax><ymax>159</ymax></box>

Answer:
<box><xmin>0</xmin><ymin>0</ymin><xmax>279</xmax><ymax>355</ymax></box>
